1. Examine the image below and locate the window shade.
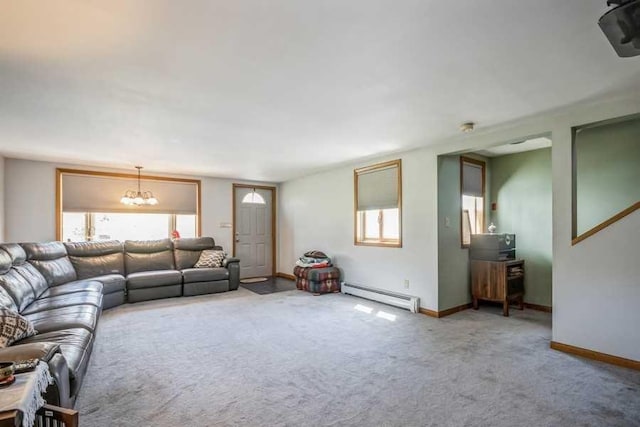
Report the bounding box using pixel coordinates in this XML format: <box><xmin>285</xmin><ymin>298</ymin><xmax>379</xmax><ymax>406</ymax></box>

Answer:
<box><xmin>462</xmin><ymin>161</ymin><xmax>483</xmax><ymax>197</ymax></box>
<box><xmin>357</xmin><ymin>165</ymin><xmax>399</xmax><ymax>211</ymax></box>
<box><xmin>62</xmin><ymin>173</ymin><xmax>198</xmax><ymax>214</ymax></box>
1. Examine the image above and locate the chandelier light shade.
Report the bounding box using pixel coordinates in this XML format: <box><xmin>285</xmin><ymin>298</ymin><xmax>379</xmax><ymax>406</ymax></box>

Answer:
<box><xmin>241</xmin><ymin>188</ymin><xmax>266</xmax><ymax>204</ymax></box>
<box><xmin>120</xmin><ymin>166</ymin><xmax>159</xmax><ymax>206</ymax></box>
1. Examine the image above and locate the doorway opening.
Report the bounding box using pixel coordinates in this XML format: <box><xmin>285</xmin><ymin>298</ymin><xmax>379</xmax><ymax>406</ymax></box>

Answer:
<box><xmin>436</xmin><ymin>134</ymin><xmax>553</xmax><ymax>318</ymax></box>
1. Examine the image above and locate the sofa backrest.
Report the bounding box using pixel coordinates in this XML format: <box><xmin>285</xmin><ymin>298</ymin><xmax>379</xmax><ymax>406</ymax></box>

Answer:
<box><xmin>0</xmin><ymin>243</ymin><xmax>49</xmax><ymax>303</ymax></box>
<box><xmin>21</xmin><ymin>242</ymin><xmax>77</xmax><ymax>287</ymax></box>
<box><xmin>124</xmin><ymin>239</ymin><xmax>175</xmax><ymax>275</ymax></box>
<box><xmin>0</xmin><ymin>250</ymin><xmax>20</xmax><ymax>312</ymax></box>
<box><xmin>64</xmin><ymin>241</ymin><xmax>125</xmax><ymax>280</ymax></box>
<box><xmin>172</xmin><ymin>237</ymin><xmax>217</xmax><ymax>270</ymax></box>
<box><xmin>0</xmin><ymin>246</ymin><xmax>42</xmax><ymax>312</ymax></box>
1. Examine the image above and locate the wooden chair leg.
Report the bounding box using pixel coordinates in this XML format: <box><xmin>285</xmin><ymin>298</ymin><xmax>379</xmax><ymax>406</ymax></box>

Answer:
<box><xmin>503</xmin><ymin>300</ymin><xmax>509</xmax><ymax>317</ymax></box>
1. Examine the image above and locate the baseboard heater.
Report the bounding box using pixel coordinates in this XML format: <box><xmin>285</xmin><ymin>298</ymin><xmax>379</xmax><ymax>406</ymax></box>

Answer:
<box><xmin>341</xmin><ymin>282</ymin><xmax>419</xmax><ymax>313</ymax></box>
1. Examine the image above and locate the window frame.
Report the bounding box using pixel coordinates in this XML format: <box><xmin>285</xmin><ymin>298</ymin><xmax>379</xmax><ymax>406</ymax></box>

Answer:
<box><xmin>354</xmin><ymin>159</ymin><xmax>402</xmax><ymax>248</ymax></box>
<box><xmin>459</xmin><ymin>156</ymin><xmax>486</xmax><ymax>248</ymax></box>
<box><xmin>56</xmin><ymin>168</ymin><xmax>201</xmax><ymax>241</ymax></box>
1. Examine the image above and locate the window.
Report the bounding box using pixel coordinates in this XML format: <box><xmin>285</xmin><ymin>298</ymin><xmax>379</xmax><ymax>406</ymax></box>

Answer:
<box><xmin>174</xmin><ymin>214</ymin><xmax>197</xmax><ymax>238</ymax></box>
<box><xmin>460</xmin><ymin>157</ymin><xmax>485</xmax><ymax>247</ymax></box>
<box><xmin>57</xmin><ymin>169</ymin><xmax>201</xmax><ymax>241</ymax></box>
<box><xmin>61</xmin><ymin>212</ymin><xmax>88</xmax><ymax>242</ymax></box>
<box><xmin>354</xmin><ymin>159</ymin><xmax>402</xmax><ymax>247</ymax></box>
<box><xmin>61</xmin><ymin>212</ymin><xmax>197</xmax><ymax>242</ymax></box>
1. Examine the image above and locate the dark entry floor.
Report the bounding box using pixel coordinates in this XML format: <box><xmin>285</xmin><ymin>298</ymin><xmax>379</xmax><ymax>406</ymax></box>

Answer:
<box><xmin>239</xmin><ymin>276</ymin><xmax>297</xmax><ymax>295</ymax></box>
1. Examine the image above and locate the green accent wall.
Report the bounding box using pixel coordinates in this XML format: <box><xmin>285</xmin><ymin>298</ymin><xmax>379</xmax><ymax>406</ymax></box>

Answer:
<box><xmin>490</xmin><ymin>148</ymin><xmax>552</xmax><ymax>307</ymax></box>
<box><xmin>574</xmin><ymin>116</ymin><xmax>640</xmax><ymax>236</ymax></box>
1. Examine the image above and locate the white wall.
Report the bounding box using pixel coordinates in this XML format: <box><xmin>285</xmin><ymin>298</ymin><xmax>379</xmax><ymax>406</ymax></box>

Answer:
<box><xmin>279</xmin><ymin>93</ymin><xmax>640</xmax><ymax>361</ymax></box>
<box><xmin>3</xmin><ymin>158</ymin><xmax>277</xmax><ymax>255</ymax></box>
<box><xmin>279</xmin><ymin>149</ymin><xmax>439</xmax><ymax>310</ymax></box>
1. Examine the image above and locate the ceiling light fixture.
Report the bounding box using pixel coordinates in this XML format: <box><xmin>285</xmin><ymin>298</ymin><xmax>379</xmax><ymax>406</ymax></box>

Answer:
<box><xmin>120</xmin><ymin>166</ymin><xmax>158</xmax><ymax>206</ymax></box>
<box><xmin>460</xmin><ymin>122</ymin><xmax>475</xmax><ymax>133</ymax></box>
<box><xmin>241</xmin><ymin>188</ymin><xmax>266</xmax><ymax>204</ymax></box>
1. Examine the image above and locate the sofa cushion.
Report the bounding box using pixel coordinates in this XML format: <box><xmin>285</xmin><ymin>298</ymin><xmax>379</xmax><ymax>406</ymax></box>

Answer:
<box><xmin>173</xmin><ymin>237</ymin><xmax>216</xmax><ymax>270</ymax></box>
<box><xmin>24</xmin><ymin>305</ymin><xmax>99</xmax><ymax>334</ymax></box>
<box><xmin>0</xmin><ymin>308</ymin><xmax>37</xmax><ymax>348</ymax></box>
<box><xmin>21</xmin><ymin>291</ymin><xmax>103</xmax><ymax>315</ymax></box>
<box><xmin>182</xmin><ymin>268</ymin><xmax>229</xmax><ymax>283</ymax></box>
<box><xmin>87</xmin><ymin>274</ymin><xmax>126</xmax><ymax>295</ymax></box>
<box><xmin>0</xmin><ymin>285</ymin><xmax>18</xmax><ymax>312</ymax></box>
<box><xmin>0</xmin><ymin>244</ymin><xmax>27</xmax><ymax>266</ymax></box>
<box><xmin>13</xmin><ymin>263</ymin><xmax>49</xmax><ymax>299</ymax></box>
<box><xmin>126</xmin><ymin>270</ymin><xmax>182</xmax><ymax>290</ymax></box>
<box><xmin>0</xmin><ymin>250</ymin><xmax>11</xmax><ymax>275</ymax></box>
<box><xmin>124</xmin><ymin>239</ymin><xmax>175</xmax><ymax>274</ymax></box>
<box><xmin>64</xmin><ymin>241</ymin><xmax>125</xmax><ymax>279</ymax></box>
<box><xmin>0</xmin><ymin>244</ymin><xmax>49</xmax><ymax>301</ymax></box>
<box><xmin>21</xmin><ymin>242</ymin><xmax>77</xmax><ymax>286</ymax></box>
<box><xmin>194</xmin><ymin>250</ymin><xmax>225</xmax><ymax>268</ymax></box>
<box><xmin>0</xmin><ymin>269</ymin><xmax>37</xmax><ymax>312</ymax></box>
<box><xmin>38</xmin><ymin>280</ymin><xmax>103</xmax><ymax>299</ymax></box>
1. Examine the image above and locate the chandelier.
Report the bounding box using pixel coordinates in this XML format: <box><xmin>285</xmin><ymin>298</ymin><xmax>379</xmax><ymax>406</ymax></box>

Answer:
<box><xmin>120</xmin><ymin>166</ymin><xmax>158</xmax><ymax>206</ymax></box>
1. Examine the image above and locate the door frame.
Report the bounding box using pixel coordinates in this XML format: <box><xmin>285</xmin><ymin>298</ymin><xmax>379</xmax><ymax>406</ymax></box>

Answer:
<box><xmin>232</xmin><ymin>183</ymin><xmax>277</xmax><ymax>278</ymax></box>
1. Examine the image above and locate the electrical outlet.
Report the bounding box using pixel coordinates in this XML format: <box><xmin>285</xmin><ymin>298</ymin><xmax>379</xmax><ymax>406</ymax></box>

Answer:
<box><xmin>403</xmin><ymin>279</ymin><xmax>410</xmax><ymax>289</ymax></box>
<box><xmin>444</xmin><ymin>216</ymin><xmax>451</xmax><ymax>228</ymax></box>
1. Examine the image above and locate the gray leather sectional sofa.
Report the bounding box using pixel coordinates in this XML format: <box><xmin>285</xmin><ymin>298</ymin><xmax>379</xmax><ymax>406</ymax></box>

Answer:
<box><xmin>0</xmin><ymin>237</ymin><xmax>239</xmax><ymax>408</ymax></box>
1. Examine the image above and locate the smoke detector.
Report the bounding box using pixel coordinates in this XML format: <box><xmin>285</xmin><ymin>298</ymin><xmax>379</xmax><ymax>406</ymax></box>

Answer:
<box><xmin>460</xmin><ymin>122</ymin><xmax>475</xmax><ymax>133</ymax></box>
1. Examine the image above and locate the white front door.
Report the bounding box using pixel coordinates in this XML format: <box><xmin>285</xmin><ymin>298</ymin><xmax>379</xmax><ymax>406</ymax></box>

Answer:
<box><xmin>234</xmin><ymin>187</ymin><xmax>273</xmax><ymax>279</ymax></box>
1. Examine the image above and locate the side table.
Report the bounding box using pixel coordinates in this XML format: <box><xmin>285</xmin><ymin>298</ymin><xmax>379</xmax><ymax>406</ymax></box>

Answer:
<box><xmin>471</xmin><ymin>259</ymin><xmax>525</xmax><ymax>317</ymax></box>
<box><xmin>0</xmin><ymin>362</ymin><xmax>78</xmax><ymax>427</ymax></box>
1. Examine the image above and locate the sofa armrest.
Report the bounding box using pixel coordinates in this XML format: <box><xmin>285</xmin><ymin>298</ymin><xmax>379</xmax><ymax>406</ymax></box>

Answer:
<box><xmin>44</xmin><ymin>353</ymin><xmax>71</xmax><ymax>408</ymax></box>
<box><xmin>222</xmin><ymin>257</ymin><xmax>239</xmax><ymax>267</ymax></box>
<box><xmin>223</xmin><ymin>257</ymin><xmax>240</xmax><ymax>290</ymax></box>
<box><xmin>0</xmin><ymin>342</ymin><xmax>61</xmax><ymax>362</ymax></box>
<box><xmin>0</xmin><ymin>343</ymin><xmax>71</xmax><ymax>407</ymax></box>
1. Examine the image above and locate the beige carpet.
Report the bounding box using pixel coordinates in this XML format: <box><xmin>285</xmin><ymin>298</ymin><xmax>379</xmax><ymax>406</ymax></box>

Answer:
<box><xmin>76</xmin><ymin>288</ymin><xmax>640</xmax><ymax>426</ymax></box>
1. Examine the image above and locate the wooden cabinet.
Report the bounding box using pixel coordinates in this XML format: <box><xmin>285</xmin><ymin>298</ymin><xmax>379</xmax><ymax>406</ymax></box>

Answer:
<box><xmin>471</xmin><ymin>259</ymin><xmax>524</xmax><ymax>317</ymax></box>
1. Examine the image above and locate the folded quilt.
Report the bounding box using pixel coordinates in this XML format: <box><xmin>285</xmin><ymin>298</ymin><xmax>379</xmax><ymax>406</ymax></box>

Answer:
<box><xmin>295</xmin><ymin>259</ymin><xmax>332</xmax><ymax>268</ymax></box>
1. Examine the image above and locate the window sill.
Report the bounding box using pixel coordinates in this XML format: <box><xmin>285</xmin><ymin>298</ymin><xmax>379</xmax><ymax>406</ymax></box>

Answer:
<box><xmin>355</xmin><ymin>241</ymin><xmax>402</xmax><ymax>248</ymax></box>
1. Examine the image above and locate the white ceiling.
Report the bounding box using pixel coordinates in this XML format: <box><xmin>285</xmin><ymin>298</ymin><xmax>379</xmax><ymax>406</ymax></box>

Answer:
<box><xmin>1</xmin><ymin>0</ymin><xmax>639</xmax><ymax>182</ymax></box>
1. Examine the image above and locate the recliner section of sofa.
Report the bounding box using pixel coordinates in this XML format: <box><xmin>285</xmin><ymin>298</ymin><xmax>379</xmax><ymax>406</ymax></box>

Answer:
<box><xmin>64</xmin><ymin>240</ymin><xmax>126</xmax><ymax>309</ymax></box>
<box><xmin>174</xmin><ymin>237</ymin><xmax>237</xmax><ymax>296</ymax></box>
<box><xmin>124</xmin><ymin>239</ymin><xmax>183</xmax><ymax>303</ymax></box>
<box><xmin>21</xmin><ymin>242</ymin><xmax>78</xmax><ymax>287</ymax></box>
<box><xmin>0</xmin><ymin>236</ymin><xmax>239</xmax><ymax>409</ymax></box>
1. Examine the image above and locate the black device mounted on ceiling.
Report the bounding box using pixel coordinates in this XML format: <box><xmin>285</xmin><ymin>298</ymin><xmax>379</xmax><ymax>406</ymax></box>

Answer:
<box><xmin>599</xmin><ymin>0</ymin><xmax>640</xmax><ymax>57</ymax></box>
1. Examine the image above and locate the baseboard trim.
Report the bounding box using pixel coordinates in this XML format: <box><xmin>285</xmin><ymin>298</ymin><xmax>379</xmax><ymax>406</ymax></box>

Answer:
<box><xmin>523</xmin><ymin>302</ymin><xmax>552</xmax><ymax>313</ymax></box>
<box><xmin>419</xmin><ymin>303</ymin><xmax>472</xmax><ymax>318</ymax></box>
<box><xmin>275</xmin><ymin>272</ymin><xmax>296</xmax><ymax>281</ymax></box>
<box><xmin>419</xmin><ymin>308</ymin><xmax>438</xmax><ymax>317</ymax></box>
<box><xmin>550</xmin><ymin>341</ymin><xmax>640</xmax><ymax>371</ymax></box>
